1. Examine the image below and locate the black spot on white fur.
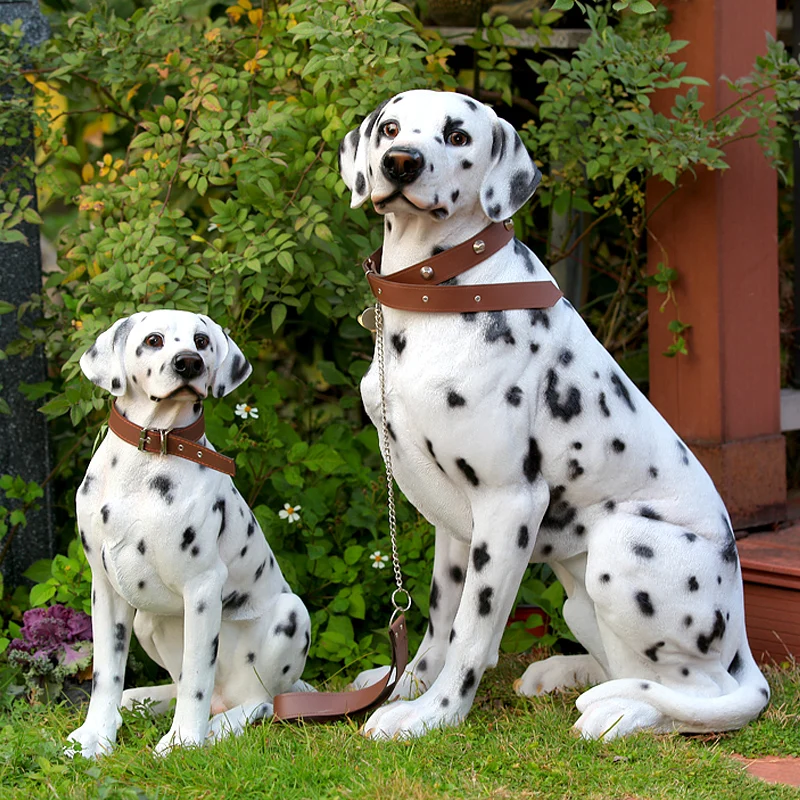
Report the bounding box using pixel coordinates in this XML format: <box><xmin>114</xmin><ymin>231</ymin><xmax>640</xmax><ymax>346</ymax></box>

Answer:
<box><xmin>472</xmin><ymin>543</ymin><xmax>490</xmax><ymax>572</ymax></box>
<box><xmin>429</xmin><ymin>579</ymin><xmax>440</xmax><ymax>611</ymax></box>
<box><xmin>447</xmin><ymin>391</ymin><xmax>466</xmax><ymax>408</ymax></box>
<box><xmin>635</xmin><ymin>591</ymin><xmax>655</xmax><ymax>616</ymax></box>
<box><xmin>506</xmin><ymin>386</ymin><xmax>522</xmax><ymax>406</ymax></box>
<box><xmin>542</xmin><ymin>485</ymin><xmax>576</xmax><ymax>530</ymax></box>
<box><xmin>523</xmin><ymin>438</ymin><xmax>542</xmax><ymax>482</ymax></box>
<box><xmin>478</xmin><ymin>587</ymin><xmax>493</xmax><ymax>616</ymax></box>
<box><xmin>425</xmin><ymin>438</ymin><xmax>446</xmax><ymax>473</ymax></box>
<box><xmin>544</xmin><ymin>369</ymin><xmax>582</xmax><ymax>422</ymax></box>
<box><xmin>567</xmin><ymin>459</ymin><xmax>584</xmax><ymax>480</ymax></box>
<box><xmin>485</xmin><ymin>311</ymin><xmax>515</xmax><ymax>345</ymax></box>
<box><xmin>610</xmin><ymin>372</ymin><xmax>636</xmax><ymax>412</ymax></box>
<box><xmin>275</xmin><ymin>611</ymin><xmax>298</xmax><ymax>637</ymax></box>
<box><xmin>644</xmin><ymin>641</ymin><xmax>665</xmax><ymax>662</ymax></box>
<box><xmin>460</xmin><ymin>668</ymin><xmax>476</xmax><ymax>697</ymax></box>
<box><xmin>213</xmin><ymin>498</ymin><xmax>226</xmax><ymax>538</ymax></box>
<box><xmin>456</xmin><ymin>458</ymin><xmax>480</xmax><ymax>486</ymax></box>
<box><xmin>697</xmin><ymin>610</ymin><xmax>726</xmax><ymax>654</ymax></box>
<box><xmin>150</xmin><ymin>474</ymin><xmax>174</xmax><ymax>504</ymax></box>
<box><xmin>180</xmin><ymin>528</ymin><xmax>196</xmax><ymax>552</ymax></box>
<box><xmin>517</xmin><ymin>525</ymin><xmax>530</xmax><ymax>549</ymax></box>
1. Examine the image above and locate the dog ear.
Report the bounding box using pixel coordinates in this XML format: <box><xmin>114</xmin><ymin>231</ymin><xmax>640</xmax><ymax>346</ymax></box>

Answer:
<box><xmin>339</xmin><ymin>99</ymin><xmax>391</xmax><ymax>208</ymax></box>
<box><xmin>79</xmin><ymin>313</ymin><xmax>145</xmax><ymax>397</ymax></box>
<box><xmin>198</xmin><ymin>315</ymin><xmax>252</xmax><ymax>398</ymax></box>
<box><xmin>339</xmin><ymin>117</ymin><xmax>374</xmax><ymax>209</ymax></box>
<box><xmin>480</xmin><ymin>117</ymin><xmax>542</xmax><ymax>222</ymax></box>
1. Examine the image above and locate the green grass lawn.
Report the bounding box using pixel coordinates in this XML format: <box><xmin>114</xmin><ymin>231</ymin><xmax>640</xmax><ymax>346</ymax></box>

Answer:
<box><xmin>1</xmin><ymin>654</ymin><xmax>799</xmax><ymax>800</ymax></box>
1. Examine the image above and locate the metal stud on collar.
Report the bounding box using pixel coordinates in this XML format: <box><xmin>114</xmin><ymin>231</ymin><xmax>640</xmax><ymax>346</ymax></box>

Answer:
<box><xmin>472</xmin><ymin>239</ymin><xmax>486</xmax><ymax>254</ymax></box>
<box><xmin>420</xmin><ymin>266</ymin><xmax>434</xmax><ymax>280</ymax></box>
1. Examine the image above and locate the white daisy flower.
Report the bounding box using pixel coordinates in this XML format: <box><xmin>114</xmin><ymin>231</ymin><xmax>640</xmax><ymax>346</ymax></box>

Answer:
<box><xmin>370</xmin><ymin>550</ymin><xmax>389</xmax><ymax>569</ymax></box>
<box><xmin>235</xmin><ymin>403</ymin><xmax>259</xmax><ymax>419</ymax></box>
<box><xmin>279</xmin><ymin>503</ymin><xmax>301</xmax><ymax>523</ymax></box>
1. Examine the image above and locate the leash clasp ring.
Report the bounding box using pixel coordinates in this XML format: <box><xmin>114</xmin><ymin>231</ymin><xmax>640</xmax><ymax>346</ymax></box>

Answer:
<box><xmin>391</xmin><ymin>587</ymin><xmax>411</xmax><ymax>614</ymax></box>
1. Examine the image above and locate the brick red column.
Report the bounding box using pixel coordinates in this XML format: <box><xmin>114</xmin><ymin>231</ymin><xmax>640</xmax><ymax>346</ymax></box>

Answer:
<box><xmin>646</xmin><ymin>0</ymin><xmax>785</xmax><ymax>528</ymax></box>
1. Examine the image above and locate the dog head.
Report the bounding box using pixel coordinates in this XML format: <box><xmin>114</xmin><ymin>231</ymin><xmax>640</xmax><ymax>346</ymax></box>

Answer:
<box><xmin>339</xmin><ymin>89</ymin><xmax>541</xmax><ymax>223</ymax></box>
<box><xmin>80</xmin><ymin>310</ymin><xmax>252</xmax><ymax>402</ymax></box>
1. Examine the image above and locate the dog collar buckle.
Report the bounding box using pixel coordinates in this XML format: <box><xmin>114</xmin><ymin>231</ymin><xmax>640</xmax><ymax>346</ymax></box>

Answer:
<box><xmin>159</xmin><ymin>429</ymin><xmax>170</xmax><ymax>456</ymax></box>
<box><xmin>138</xmin><ymin>428</ymin><xmax>150</xmax><ymax>452</ymax></box>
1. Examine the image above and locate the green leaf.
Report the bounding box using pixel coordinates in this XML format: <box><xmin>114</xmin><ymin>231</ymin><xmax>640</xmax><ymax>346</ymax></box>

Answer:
<box><xmin>343</xmin><ymin>545</ymin><xmax>365</xmax><ymax>565</ymax></box>
<box><xmin>29</xmin><ymin>582</ymin><xmax>56</xmax><ymax>607</ymax></box>
<box><xmin>271</xmin><ymin>303</ymin><xmax>287</xmax><ymax>332</ymax></box>
<box><xmin>629</xmin><ymin>0</ymin><xmax>656</xmax><ymax>13</ymax></box>
<box><xmin>23</xmin><ymin>558</ymin><xmax>54</xmax><ymax>583</ymax></box>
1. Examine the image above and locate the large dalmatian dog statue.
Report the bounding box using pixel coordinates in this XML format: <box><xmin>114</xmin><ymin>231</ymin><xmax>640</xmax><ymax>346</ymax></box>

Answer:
<box><xmin>68</xmin><ymin>310</ymin><xmax>311</xmax><ymax>757</ymax></box>
<box><xmin>339</xmin><ymin>89</ymin><xmax>770</xmax><ymax>740</ymax></box>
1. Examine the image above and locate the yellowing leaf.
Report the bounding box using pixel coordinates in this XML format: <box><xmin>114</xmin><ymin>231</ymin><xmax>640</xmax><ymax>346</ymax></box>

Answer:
<box><xmin>226</xmin><ymin>5</ymin><xmax>243</xmax><ymax>21</ymax></box>
<box><xmin>201</xmin><ymin>95</ymin><xmax>223</xmax><ymax>112</ymax></box>
<box><xmin>238</xmin><ymin>0</ymin><xmax>252</xmax><ymax>9</ymax></box>
<box><xmin>60</xmin><ymin>264</ymin><xmax>86</xmax><ymax>284</ymax></box>
<box><xmin>204</xmin><ymin>27</ymin><xmax>222</xmax><ymax>42</ymax></box>
<box><xmin>81</xmin><ymin>163</ymin><xmax>95</xmax><ymax>182</ymax></box>
<box><xmin>82</xmin><ymin>114</ymin><xmax>116</xmax><ymax>148</ymax></box>
<box><xmin>248</xmin><ymin>8</ymin><xmax>263</xmax><ymax>24</ymax></box>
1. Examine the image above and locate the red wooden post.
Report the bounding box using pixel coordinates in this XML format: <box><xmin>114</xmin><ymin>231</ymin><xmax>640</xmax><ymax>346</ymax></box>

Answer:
<box><xmin>646</xmin><ymin>0</ymin><xmax>786</xmax><ymax>528</ymax></box>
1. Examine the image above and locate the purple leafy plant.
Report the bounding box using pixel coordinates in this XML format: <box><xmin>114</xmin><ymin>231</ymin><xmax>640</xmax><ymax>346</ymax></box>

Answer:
<box><xmin>7</xmin><ymin>604</ymin><xmax>93</xmax><ymax>703</ymax></box>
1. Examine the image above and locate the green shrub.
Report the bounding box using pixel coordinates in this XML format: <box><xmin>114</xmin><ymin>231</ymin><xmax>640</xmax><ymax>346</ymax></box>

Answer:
<box><xmin>2</xmin><ymin>0</ymin><xmax>799</xmax><ymax>688</ymax></box>
<box><xmin>2</xmin><ymin>0</ymin><xmax>457</xmax><ymax>681</ymax></box>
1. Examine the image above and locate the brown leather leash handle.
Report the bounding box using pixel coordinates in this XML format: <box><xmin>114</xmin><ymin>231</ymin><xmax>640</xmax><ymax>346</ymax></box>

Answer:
<box><xmin>273</xmin><ymin>614</ymin><xmax>408</xmax><ymax>723</ymax></box>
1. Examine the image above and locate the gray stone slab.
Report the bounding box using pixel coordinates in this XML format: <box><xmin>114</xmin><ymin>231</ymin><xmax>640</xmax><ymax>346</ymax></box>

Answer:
<box><xmin>0</xmin><ymin>0</ymin><xmax>54</xmax><ymax>589</ymax></box>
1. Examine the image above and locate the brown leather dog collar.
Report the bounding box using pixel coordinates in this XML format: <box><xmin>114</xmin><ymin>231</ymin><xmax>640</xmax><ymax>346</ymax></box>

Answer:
<box><xmin>362</xmin><ymin>219</ymin><xmax>563</xmax><ymax>313</ymax></box>
<box><xmin>108</xmin><ymin>403</ymin><xmax>235</xmax><ymax>476</ymax></box>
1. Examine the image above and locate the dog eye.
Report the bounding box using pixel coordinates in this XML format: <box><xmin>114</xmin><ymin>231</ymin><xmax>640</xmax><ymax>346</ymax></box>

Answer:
<box><xmin>380</xmin><ymin>121</ymin><xmax>399</xmax><ymax>139</ymax></box>
<box><xmin>144</xmin><ymin>333</ymin><xmax>164</xmax><ymax>348</ymax></box>
<box><xmin>194</xmin><ymin>334</ymin><xmax>210</xmax><ymax>350</ymax></box>
<box><xmin>447</xmin><ymin>130</ymin><xmax>471</xmax><ymax>147</ymax></box>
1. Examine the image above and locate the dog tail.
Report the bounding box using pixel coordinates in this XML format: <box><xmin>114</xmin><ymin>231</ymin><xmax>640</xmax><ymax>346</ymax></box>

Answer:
<box><xmin>575</xmin><ymin>650</ymin><xmax>770</xmax><ymax>734</ymax></box>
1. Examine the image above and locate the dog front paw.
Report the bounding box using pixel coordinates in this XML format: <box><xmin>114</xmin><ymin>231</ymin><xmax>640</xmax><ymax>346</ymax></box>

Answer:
<box><xmin>350</xmin><ymin>665</ymin><xmax>392</xmax><ymax>691</ymax></box>
<box><xmin>362</xmin><ymin>695</ymin><xmax>465</xmax><ymax>740</ymax></box>
<box><xmin>154</xmin><ymin>724</ymin><xmax>207</xmax><ymax>756</ymax></box>
<box><xmin>514</xmin><ymin>654</ymin><xmax>605</xmax><ymax>697</ymax></box>
<box><xmin>350</xmin><ymin>666</ymin><xmax>427</xmax><ymax>701</ymax></box>
<box><xmin>65</xmin><ymin>723</ymin><xmax>117</xmax><ymax>759</ymax></box>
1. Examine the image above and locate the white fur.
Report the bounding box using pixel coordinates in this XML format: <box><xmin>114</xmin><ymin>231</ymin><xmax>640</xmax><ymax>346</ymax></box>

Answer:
<box><xmin>67</xmin><ymin>310</ymin><xmax>311</xmax><ymax>757</ymax></box>
<box><xmin>340</xmin><ymin>90</ymin><xmax>769</xmax><ymax>741</ymax></box>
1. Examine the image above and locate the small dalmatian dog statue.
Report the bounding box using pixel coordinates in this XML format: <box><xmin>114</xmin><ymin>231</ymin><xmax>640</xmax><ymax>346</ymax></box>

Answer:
<box><xmin>339</xmin><ymin>89</ymin><xmax>770</xmax><ymax>740</ymax></box>
<box><xmin>67</xmin><ymin>310</ymin><xmax>311</xmax><ymax>757</ymax></box>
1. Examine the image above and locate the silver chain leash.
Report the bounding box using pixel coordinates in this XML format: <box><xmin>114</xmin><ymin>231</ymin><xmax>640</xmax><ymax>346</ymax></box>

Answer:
<box><xmin>374</xmin><ymin>302</ymin><xmax>411</xmax><ymax>616</ymax></box>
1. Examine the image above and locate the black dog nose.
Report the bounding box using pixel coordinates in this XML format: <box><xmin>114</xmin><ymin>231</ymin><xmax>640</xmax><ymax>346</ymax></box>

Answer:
<box><xmin>382</xmin><ymin>148</ymin><xmax>425</xmax><ymax>184</ymax></box>
<box><xmin>173</xmin><ymin>351</ymin><xmax>204</xmax><ymax>380</ymax></box>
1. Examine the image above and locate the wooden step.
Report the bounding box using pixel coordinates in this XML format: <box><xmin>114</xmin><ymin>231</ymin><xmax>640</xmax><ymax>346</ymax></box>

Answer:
<box><xmin>738</xmin><ymin>526</ymin><xmax>800</xmax><ymax>663</ymax></box>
